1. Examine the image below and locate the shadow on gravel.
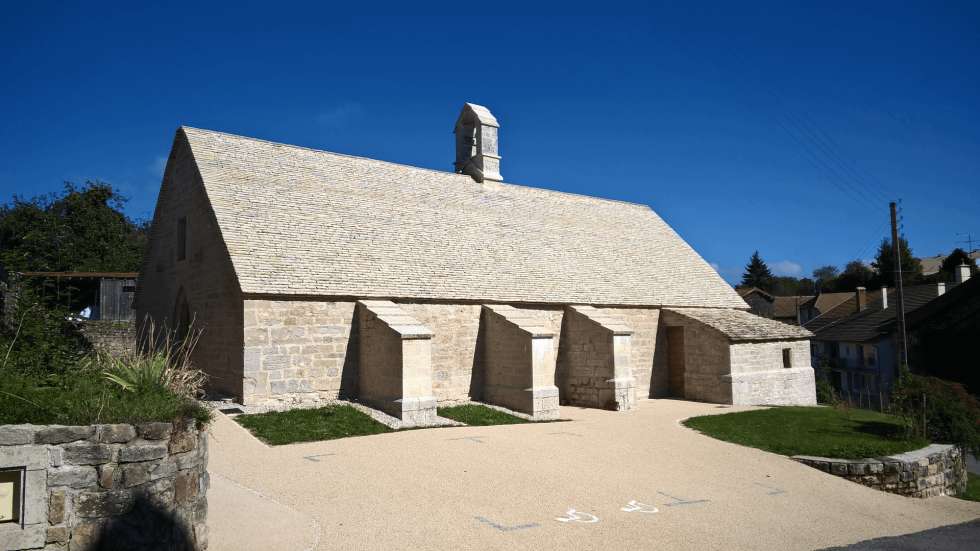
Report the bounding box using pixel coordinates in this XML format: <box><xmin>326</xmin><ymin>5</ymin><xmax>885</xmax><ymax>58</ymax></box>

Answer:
<box><xmin>820</xmin><ymin>520</ymin><xmax>980</xmax><ymax>551</ymax></box>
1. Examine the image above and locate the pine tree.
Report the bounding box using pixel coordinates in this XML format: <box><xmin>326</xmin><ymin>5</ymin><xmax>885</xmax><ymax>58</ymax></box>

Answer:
<box><xmin>741</xmin><ymin>251</ymin><xmax>775</xmax><ymax>292</ymax></box>
<box><xmin>872</xmin><ymin>237</ymin><xmax>922</xmax><ymax>286</ymax></box>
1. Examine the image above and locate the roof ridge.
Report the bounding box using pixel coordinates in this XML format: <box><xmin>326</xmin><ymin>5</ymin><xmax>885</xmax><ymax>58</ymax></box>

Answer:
<box><xmin>179</xmin><ymin>125</ymin><xmax>651</xmax><ymax>210</ymax></box>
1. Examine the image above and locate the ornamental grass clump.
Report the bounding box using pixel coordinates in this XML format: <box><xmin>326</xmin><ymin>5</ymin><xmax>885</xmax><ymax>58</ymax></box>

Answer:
<box><xmin>97</xmin><ymin>320</ymin><xmax>206</xmax><ymax>399</ymax></box>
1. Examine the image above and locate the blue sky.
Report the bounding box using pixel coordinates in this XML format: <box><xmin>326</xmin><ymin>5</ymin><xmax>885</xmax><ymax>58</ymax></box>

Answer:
<box><xmin>2</xmin><ymin>3</ymin><xmax>978</xmax><ymax>284</ymax></box>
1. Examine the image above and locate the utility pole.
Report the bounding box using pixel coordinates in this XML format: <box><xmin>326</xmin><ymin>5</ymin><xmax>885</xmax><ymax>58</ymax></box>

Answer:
<box><xmin>890</xmin><ymin>202</ymin><xmax>909</xmax><ymax>370</ymax></box>
<box><xmin>957</xmin><ymin>232</ymin><xmax>976</xmax><ymax>253</ymax></box>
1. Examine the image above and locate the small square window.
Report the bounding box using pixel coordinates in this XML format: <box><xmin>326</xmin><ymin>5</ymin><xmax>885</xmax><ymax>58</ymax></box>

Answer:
<box><xmin>782</xmin><ymin>348</ymin><xmax>792</xmax><ymax>369</ymax></box>
<box><xmin>0</xmin><ymin>468</ymin><xmax>23</xmax><ymax>524</ymax></box>
<box><xmin>177</xmin><ymin>217</ymin><xmax>187</xmax><ymax>261</ymax></box>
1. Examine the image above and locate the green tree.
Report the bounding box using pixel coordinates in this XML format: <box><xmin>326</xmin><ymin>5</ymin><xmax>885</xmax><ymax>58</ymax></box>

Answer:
<box><xmin>741</xmin><ymin>251</ymin><xmax>775</xmax><ymax>292</ymax></box>
<box><xmin>835</xmin><ymin>260</ymin><xmax>875</xmax><ymax>292</ymax></box>
<box><xmin>871</xmin><ymin>237</ymin><xmax>922</xmax><ymax>287</ymax></box>
<box><xmin>938</xmin><ymin>248</ymin><xmax>979</xmax><ymax>281</ymax></box>
<box><xmin>0</xmin><ymin>181</ymin><xmax>147</xmax><ymax>274</ymax></box>
<box><xmin>812</xmin><ymin>265</ymin><xmax>840</xmax><ymax>292</ymax></box>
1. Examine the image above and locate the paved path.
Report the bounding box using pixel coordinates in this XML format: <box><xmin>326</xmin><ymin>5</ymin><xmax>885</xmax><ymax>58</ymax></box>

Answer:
<box><xmin>206</xmin><ymin>399</ymin><xmax>980</xmax><ymax>550</ymax></box>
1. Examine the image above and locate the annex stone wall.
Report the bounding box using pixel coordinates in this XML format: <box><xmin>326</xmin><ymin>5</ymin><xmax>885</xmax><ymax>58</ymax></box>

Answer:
<box><xmin>0</xmin><ymin>420</ymin><xmax>208</xmax><ymax>551</ymax></box>
<box><xmin>728</xmin><ymin>340</ymin><xmax>816</xmax><ymax>406</ymax></box>
<box><xmin>792</xmin><ymin>444</ymin><xmax>967</xmax><ymax>498</ymax></box>
<box><xmin>661</xmin><ymin>310</ymin><xmax>732</xmax><ymax>403</ymax></box>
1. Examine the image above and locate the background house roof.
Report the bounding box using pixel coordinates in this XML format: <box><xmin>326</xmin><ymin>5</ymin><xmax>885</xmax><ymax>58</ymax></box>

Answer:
<box><xmin>918</xmin><ymin>250</ymin><xmax>980</xmax><ymax>276</ymax></box>
<box><xmin>772</xmin><ymin>295</ymin><xmax>813</xmax><ymax>320</ymax></box>
<box><xmin>666</xmin><ymin>307</ymin><xmax>812</xmax><ymax>341</ymax></box>
<box><xmin>811</xmin><ymin>285</ymin><xmax>941</xmax><ymax>343</ymax></box>
<box><xmin>736</xmin><ymin>287</ymin><xmax>773</xmax><ymax>300</ymax></box>
<box><xmin>907</xmin><ymin>276</ymin><xmax>979</xmax><ymax>331</ymax></box>
<box><xmin>180</xmin><ymin>127</ymin><xmax>747</xmax><ymax>308</ymax></box>
<box><xmin>804</xmin><ymin>292</ymin><xmax>854</xmax><ymax>314</ymax></box>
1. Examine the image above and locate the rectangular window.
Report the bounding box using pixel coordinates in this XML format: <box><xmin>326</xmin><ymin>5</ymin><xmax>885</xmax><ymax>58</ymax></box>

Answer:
<box><xmin>782</xmin><ymin>348</ymin><xmax>792</xmax><ymax>368</ymax></box>
<box><xmin>177</xmin><ymin>217</ymin><xmax>187</xmax><ymax>261</ymax></box>
<box><xmin>0</xmin><ymin>468</ymin><xmax>23</xmax><ymax>524</ymax></box>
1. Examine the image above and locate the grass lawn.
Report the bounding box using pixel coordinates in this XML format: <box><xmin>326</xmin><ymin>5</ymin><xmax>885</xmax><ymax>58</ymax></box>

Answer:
<box><xmin>236</xmin><ymin>405</ymin><xmax>392</xmax><ymax>445</ymax></box>
<box><xmin>683</xmin><ymin>406</ymin><xmax>928</xmax><ymax>459</ymax></box>
<box><xmin>959</xmin><ymin>473</ymin><xmax>980</xmax><ymax>502</ymax></box>
<box><xmin>438</xmin><ymin>404</ymin><xmax>530</xmax><ymax>426</ymax></box>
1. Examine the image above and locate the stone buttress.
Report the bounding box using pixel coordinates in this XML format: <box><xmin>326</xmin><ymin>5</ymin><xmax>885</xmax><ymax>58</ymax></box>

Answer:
<box><xmin>357</xmin><ymin>300</ymin><xmax>437</xmax><ymax>426</ymax></box>
<box><xmin>480</xmin><ymin>305</ymin><xmax>560</xmax><ymax>420</ymax></box>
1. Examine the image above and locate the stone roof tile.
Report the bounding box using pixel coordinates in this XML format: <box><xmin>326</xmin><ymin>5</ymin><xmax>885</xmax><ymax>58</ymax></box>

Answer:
<box><xmin>182</xmin><ymin>127</ymin><xmax>747</xmax><ymax>308</ymax></box>
<box><xmin>666</xmin><ymin>307</ymin><xmax>812</xmax><ymax>341</ymax></box>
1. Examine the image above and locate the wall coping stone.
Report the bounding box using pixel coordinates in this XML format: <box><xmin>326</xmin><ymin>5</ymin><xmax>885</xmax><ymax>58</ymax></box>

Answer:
<box><xmin>482</xmin><ymin>304</ymin><xmax>553</xmax><ymax>337</ymax></box>
<box><xmin>792</xmin><ymin>443</ymin><xmax>966</xmax><ymax>498</ymax></box>
<box><xmin>359</xmin><ymin>300</ymin><xmax>433</xmax><ymax>339</ymax></box>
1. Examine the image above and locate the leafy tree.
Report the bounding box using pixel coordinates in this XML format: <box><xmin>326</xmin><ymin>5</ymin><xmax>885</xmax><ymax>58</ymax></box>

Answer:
<box><xmin>771</xmin><ymin>276</ymin><xmax>815</xmax><ymax>296</ymax></box>
<box><xmin>811</xmin><ymin>265</ymin><xmax>840</xmax><ymax>292</ymax></box>
<box><xmin>871</xmin><ymin>237</ymin><xmax>922</xmax><ymax>287</ymax></box>
<box><xmin>938</xmin><ymin>248</ymin><xmax>978</xmax><ymax>281</ymax></box>
<box><xmin>835</xmin><ymin>260</ymin><xmax>875</xmax><ymax>292</ymax></box>
<box><xmin>796</xmin><ymin>277</ymin><xmax>816</xmax><ymax>296</ymax></box>
<box><xmin>741</xmin><ymin>251</ymin><xmax>775</xmax><ymax>292</ymax></box>
<box><xmin>0</xmin><ymin>181</ymin><xmax>147</xmax><ymax>274</ymax></box>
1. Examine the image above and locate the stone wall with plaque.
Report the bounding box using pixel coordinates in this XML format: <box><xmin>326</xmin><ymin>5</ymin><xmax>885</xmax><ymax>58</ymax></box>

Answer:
<box><xmin>0</xmin><ymin>420</ymin><xmax>208</xmax><ymax>550</ymax></box>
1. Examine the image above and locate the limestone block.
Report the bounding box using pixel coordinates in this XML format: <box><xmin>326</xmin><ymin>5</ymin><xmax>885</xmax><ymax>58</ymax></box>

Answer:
<box><xmin>0</xmin><ymin>425</ymin><xmax>36</xmax><ymax>445</ymax></box>
<box><xmin>95</xmin><ymin>424</ymin><xmax>137</xmax><ymax>444</ymax></box>
<box><xmin>48</xmin><ymin>466</ymin><xmax>97</xmax><ymax>488</ymax></box>
<box><xmin>36</xmin><ymin>426</ymin><xmax>94</xmax><ymax>445</ymax></box>
<box><xmin>118</xmin><ymin>443</ymin><xmax>169</xmax><ymax>463</ymax></box>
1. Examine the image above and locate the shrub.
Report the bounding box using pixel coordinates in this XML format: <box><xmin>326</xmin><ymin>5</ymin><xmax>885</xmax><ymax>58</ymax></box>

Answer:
<box><xmin>0</xmin><ymin>283</ymin><xmax>90</xmax><ymax>380</ymax></box>
<box><xmin>891</xmin><ymin>367</ymin><xmax>980</xmax><ymax>456</ymax></box>
<box><xmin>814</xmin><ymin>368</ymin><xmax>839</xmax><ymax>405</ymax></box>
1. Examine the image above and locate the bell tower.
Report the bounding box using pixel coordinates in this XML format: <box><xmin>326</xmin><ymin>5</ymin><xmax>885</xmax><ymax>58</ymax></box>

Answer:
<box><xmin>454</xmin><ymin>103</ymin><xmax>502</xmax><ymax>182</ymax></box>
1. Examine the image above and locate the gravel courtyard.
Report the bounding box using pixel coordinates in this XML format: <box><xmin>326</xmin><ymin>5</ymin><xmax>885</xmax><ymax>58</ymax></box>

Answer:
<box><xmin>206</xmin><ymin>400</ymin><xmax>980</xmax><ymax>550</ymax></box>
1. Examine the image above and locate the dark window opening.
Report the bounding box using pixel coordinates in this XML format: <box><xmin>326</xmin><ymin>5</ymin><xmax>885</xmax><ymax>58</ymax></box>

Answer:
<box><xmin>782</xmin><ymin>348</ymin><xmax>792</xmax><ymax>369</ymax></box>
<box><xmin>177</xmin><ymin>217</ymin><xmax>187</xmax><ymax>261</ymax></box>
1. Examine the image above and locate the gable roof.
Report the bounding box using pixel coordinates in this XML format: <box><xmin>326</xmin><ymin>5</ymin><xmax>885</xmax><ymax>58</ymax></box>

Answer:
<box><xmin>666</xmin><ymin>308</ymin><xmax>812</xmax><ymax>341</ymax></box>
<box><xmin>772</xmin><ymin>295</ymin><xmax>813</xmax><ymax>320</ymax></box>
<box><xmin>179</xmin><ymin>127</ymin><xmax>747</xmax><ymax>308</ymax></box>
<box><xmin>811</xmin><ymin>285</ymin><xmax>941</xmax><ymax>343</ymax></box>
<box><xmin>736</xmin><ymin>287</ymin><xmax>773</xmax><ymax>301</ymax></box>
<box><xmin>803</xmin><ymin>292</ymin><xmax>853</xmax><ymax>314</ymax></box>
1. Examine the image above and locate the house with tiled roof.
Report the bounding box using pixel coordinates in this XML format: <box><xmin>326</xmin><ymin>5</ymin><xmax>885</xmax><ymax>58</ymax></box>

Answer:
<box><xmin>736</xmin><ymin>287</ymin><xmax>812</xmax><ymax>325</ymax></box>
<box><xmin>808</xmin><ymin>264</ymin><xmax>974</xmax><ymax>402</ymax></box>
<box><xmin>135</xmin><ymin>103</ymin><xmax>816</xmax><ymax>425</ymax></box>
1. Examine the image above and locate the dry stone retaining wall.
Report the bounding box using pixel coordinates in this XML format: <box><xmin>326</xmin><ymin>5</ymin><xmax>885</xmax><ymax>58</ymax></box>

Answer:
<box><xmin>78</xmin><ymin>321</ymin><xmax>135</xmax><ymax>358</ymax></box>
<box><xmin>792</xmin><ymin>444</ymin><xmax>967</xmax><ymax>498</ymax></box>
<box><xmin>0</xmin><ymin>420</ymin><xmax>208</xmax><ymax>550</ymax></box>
